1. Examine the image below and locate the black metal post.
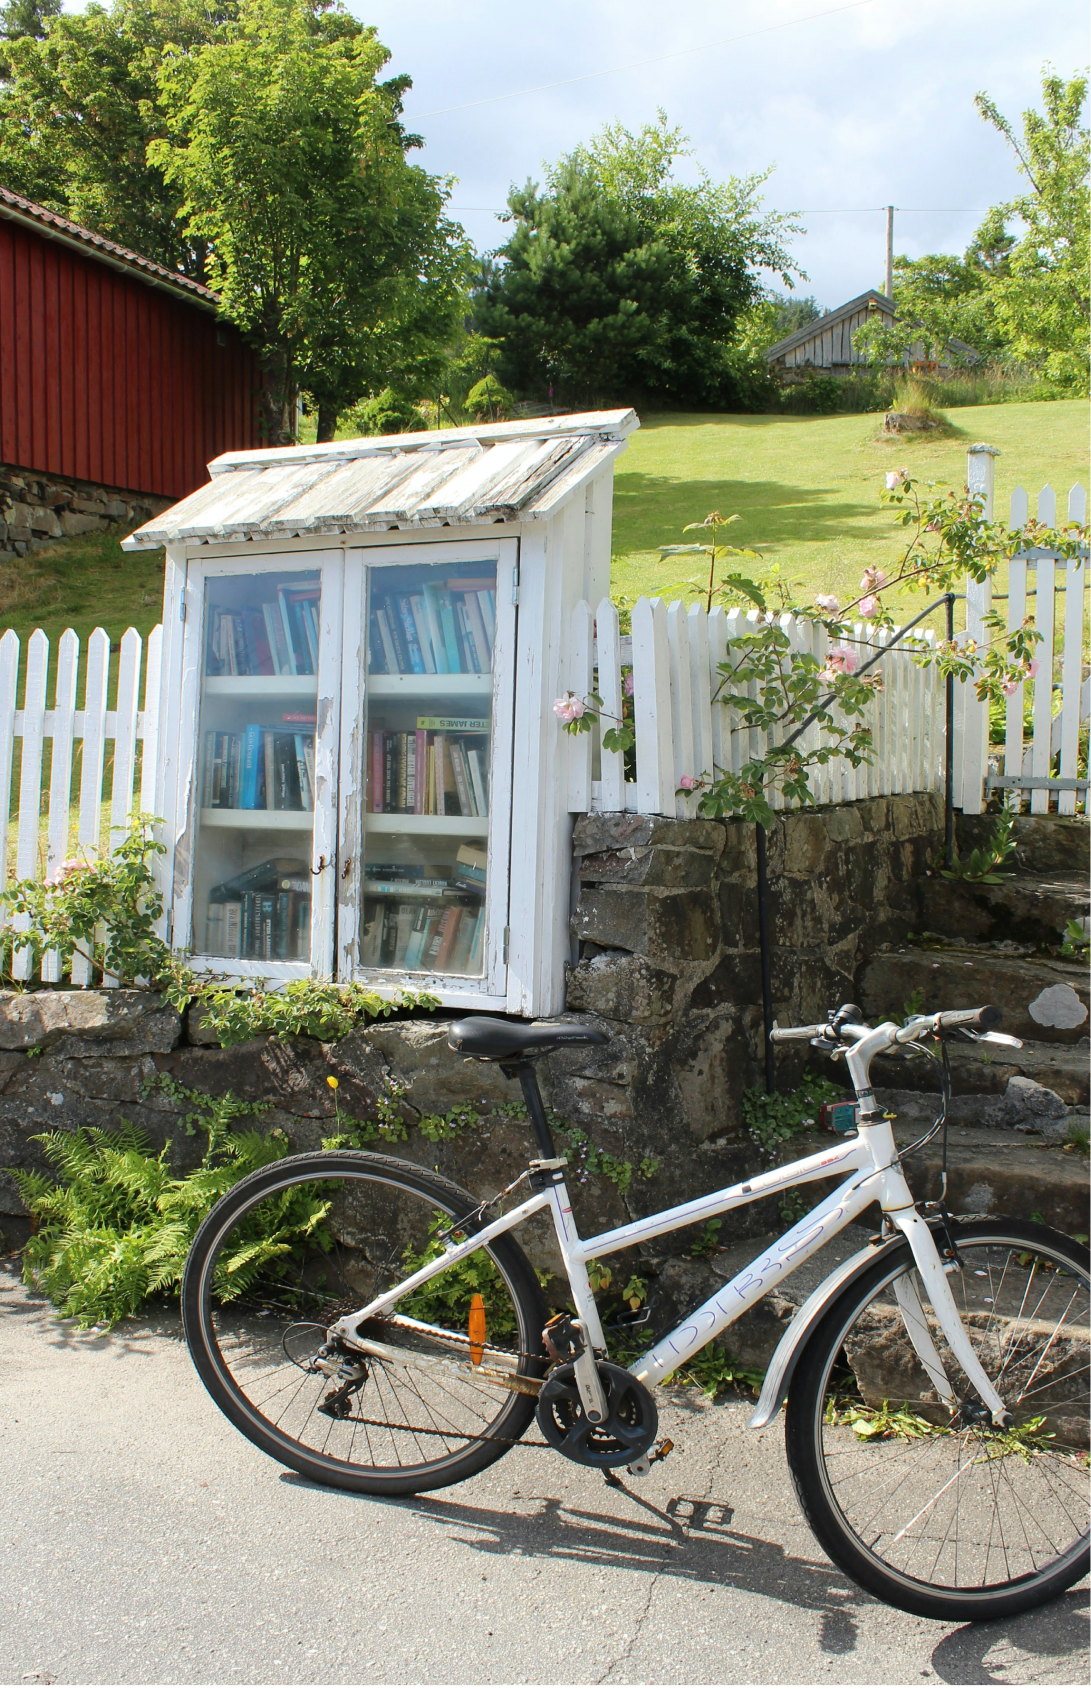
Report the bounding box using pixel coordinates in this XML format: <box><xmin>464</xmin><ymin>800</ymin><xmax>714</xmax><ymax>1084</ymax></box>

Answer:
<box><xmin>756</xmin><ymin>821</ymin><xmax>776</xmax><ymax>1093</ymax></box>
<box><xmin>944</xmin><ymin>592</ymin><xmax>955</xmax><ymax>869</ymax></box>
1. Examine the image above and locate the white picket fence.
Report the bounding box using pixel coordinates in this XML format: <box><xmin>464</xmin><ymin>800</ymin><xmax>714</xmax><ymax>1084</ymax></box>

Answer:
<box><xmin>962</xmin><ymin>477</ymin><xmax>1088</xmax><ymax>817</ymax></box>
<box><xmin>0</xmin><ymin>623</ymin><xmax>163</xmax><ymax>981</ymax></box>
<box><xmin>565</xmin><ymin>598</ymin><xmax>946</xmax><ymax>819</ymax></box>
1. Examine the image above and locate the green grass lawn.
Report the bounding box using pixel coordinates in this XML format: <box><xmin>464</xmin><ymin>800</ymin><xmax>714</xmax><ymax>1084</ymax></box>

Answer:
<box><xmin>0</xmin><ymin>530</ymin><xmax>165</xmax><ymax>659</ymax></box>
<box><xmin>611</xmin><ymin>400</ymin><xmax>1090</xmax><ymax>619</ymax></box>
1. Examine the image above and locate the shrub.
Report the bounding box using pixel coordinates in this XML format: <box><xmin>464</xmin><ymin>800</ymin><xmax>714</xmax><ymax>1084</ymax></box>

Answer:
<box><xmin>466</xmin><ymin>374</ymin><xmax>512</xmax><ymax>421</ymax></box>
<box><xmin>347</xmin><ymin>388</ymin><xmax>428</xmax><ymax>436</ymax></box>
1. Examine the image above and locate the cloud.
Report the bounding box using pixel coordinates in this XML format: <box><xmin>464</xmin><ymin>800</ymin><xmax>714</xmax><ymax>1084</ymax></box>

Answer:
<box><xmin>358</xmin><ymin>0</ymin><xmax>1086</xmax><ymax>306</ymax></box>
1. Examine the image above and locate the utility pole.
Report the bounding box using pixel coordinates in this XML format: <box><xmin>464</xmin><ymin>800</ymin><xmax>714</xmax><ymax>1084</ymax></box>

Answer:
<box><xmin>884</xmin><ymin>205</ymin><xmax>894</xmax><ymax>300</ymax></box>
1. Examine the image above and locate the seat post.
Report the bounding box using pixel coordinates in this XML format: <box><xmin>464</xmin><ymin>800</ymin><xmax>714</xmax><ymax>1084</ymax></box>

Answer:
<box><xmin>507</xmin><ymin>1060</ymin><xmax>558</xmax><ymax>1161</ymax></box>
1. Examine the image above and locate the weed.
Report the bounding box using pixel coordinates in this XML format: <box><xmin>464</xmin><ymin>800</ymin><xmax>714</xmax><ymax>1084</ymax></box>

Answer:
<box><xmin>940</xmin><ymin>811</ymin><xmax>1017</xmax><ymax>884</ymax></box>
<box><xmin>688</xmin><ymin>1217</ymin><xmax>723</xmax><ymax>1259</ymax></box>
<box><xmin>902</xmin><ymin>986</ymin><xmax>926</xmax><ymax>1024</ymax></box>
<box><xmin>1060</xmin><ymin>918</ymin><xmax>1090</xmax><ymax>959</ymax></box>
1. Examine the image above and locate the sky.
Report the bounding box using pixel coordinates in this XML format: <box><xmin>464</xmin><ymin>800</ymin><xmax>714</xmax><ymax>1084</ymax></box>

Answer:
<box><xmin>350</xmin><ymin>0</ymin><xmax>1089</xmax><ymax>308</ymax></box>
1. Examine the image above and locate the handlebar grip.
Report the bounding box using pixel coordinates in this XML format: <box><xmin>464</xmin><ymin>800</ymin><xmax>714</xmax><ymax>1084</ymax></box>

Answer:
<box><xmin>936</xmin><ymin>1005</ymin><xmax>1003</xmax><ymax>1031</ymax></box>
<box><xmin>770</xmin><ymin>1022</ymin><xmax>824</xmax><ymax>1042</ymax></box>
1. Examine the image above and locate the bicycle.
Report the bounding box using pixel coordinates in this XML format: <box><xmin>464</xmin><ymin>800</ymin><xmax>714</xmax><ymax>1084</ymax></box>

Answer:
<box><xmin>181</xmin><ymin>1002</ymin><xmax>1089</xmax><ymax>1622</ymax></box>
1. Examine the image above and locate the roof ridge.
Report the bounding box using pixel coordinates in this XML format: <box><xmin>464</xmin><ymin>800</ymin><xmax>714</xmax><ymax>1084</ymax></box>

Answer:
<box><xmin>0</xmin><ymin>183</ymin><xmax>218</xmax><ymax>306</ymax></box>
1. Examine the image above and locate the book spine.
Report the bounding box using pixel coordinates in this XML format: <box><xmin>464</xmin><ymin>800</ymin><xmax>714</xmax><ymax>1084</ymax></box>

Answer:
<box><xmin>465</xmin><ymin>745</ymin><xmax>488</xmax><ymax>817</ymax></box>
<box><xmin>263</xmin><ymin>730</ymin><xmax>277</xmax><ymax>811</ymax></box>
<box><xmin>476</xmin><ymin>589</ymin><xmax>496</xmax><ymax>653</ymax></box>
<box><xmin>414</xmin><ymin>728</ymin><xmax>427</xmax><ymax>815</ymax></box>
<box><xmin>449</xmin><ymin>741</ymin><xmax>474</xmax><ymax>816</ymax></box>
<box><xmin>409</xmin><ymin>596</ymin><xmax>436</xmax><ymax>673</ymax></box>
<box><xmin>223</xmin><ymin>901</ymin><xmax>241</xmax><ymax>957</ymax></box>
<box><xmin>384</xmin><ymin>596</ymin><xmax>410</xmax><ymax>673</ymax></box>
<box><xmin>462</xmin><ymin>592</ymin><xmax>491</xmax><ymax>673</ymax></box>
<box><xmin>275</xmin><ymin>891</ymin><xmax>290</xmax><ymax>959</ymax></box>
<box><xmin>421</xmin><ymin>585</ymin><xmax>449</xmax><ymax>673</ymax></box>
<box><xmin>396</xmin><ymin>596</ymin><xmax>425</xmax><ymax>674</ymax></box>
<box><xmin>277</xmin><ymin>589</ymin><xmax>299</xmax><ymax>676</ymax></box>
<box><xmin>202</xmin><ymin>732</ymin><xmax>215</xmax><ymax>808</ymax></box>
<box><xmin>294</xmin><ymin>735</ymin><xmax>311</xmax><ymax>809</ymax></box>
<box><xmin>261</xmin><ymin>602</ymin><xmax>284</xmax><ymax>675</ymax></box>
<box><xmin>437</xmin><ymin>591</ymin><xmax>463</xmax><ymax>673</ymax></box>
<box><xmin>435</xmin><ymin>906</ymin><xmax>464</xmax><ymax>971</ymax></box>
<box><xmin>455</xmin><ymin>598</ymin><xmax>481</xmax><ymax>673</ymax></box>
<box><xmin>240</xmin><ymin>724</ymin><xmax>262</xmax><ymax>808</ymax></box>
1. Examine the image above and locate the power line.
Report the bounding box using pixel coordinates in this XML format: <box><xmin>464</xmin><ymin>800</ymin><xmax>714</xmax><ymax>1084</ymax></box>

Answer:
<box><xmin>409</xmin><ymin>0</ymin><xmax>886</xmax><ymax>121</ymax></box>
<box><xmin>450</xmin><ymin>205</ymin><xmax>988</xmax><ymax>216</ymax></box>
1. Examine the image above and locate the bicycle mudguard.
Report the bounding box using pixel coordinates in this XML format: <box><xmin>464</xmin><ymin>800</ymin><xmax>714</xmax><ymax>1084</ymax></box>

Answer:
<box><xmin>747</xmin><ymin>1226</ymin><xmax>927</xmax><ymax>1430</ymax></box>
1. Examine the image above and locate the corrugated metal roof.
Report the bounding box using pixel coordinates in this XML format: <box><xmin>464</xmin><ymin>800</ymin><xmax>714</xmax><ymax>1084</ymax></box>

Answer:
<box><xmin>123</xmin><ymin>410</ymin><xmax>638</xmax><ymax>550</ymax></box>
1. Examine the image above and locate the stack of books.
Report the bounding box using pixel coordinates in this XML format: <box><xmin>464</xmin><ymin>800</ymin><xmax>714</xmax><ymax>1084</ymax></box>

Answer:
<box><xmin>360</xmin><ymin>899</ymin><xmax>486</xmax><ymax>975</ymax></box>
<box><xmin>204</xmin><ymin>858</ymin><xmax>311</xmax><ymax>960</ymax></box>
<box><xmin>206</xmin><ymin>582</ymin><xmax>321</xmax><ymax>677</ymax></box>
<box><xmin>368</xmin><ymin>579</ymin><xmax>495</xmax><ymax>676</ymax></box>
<box><xmin>202</xmin><ymin>723</ymin><xmax>315</xmax><ymax>811</ymax></box>
<box><xmin>368</xmin><ymin>718</ymin><xmax>488</xmax><ymax>816</ymax></box>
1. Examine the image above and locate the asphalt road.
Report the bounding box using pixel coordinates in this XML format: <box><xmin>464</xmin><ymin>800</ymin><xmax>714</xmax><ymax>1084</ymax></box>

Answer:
<box><xmin>1</xmin><ymin>1264</ymin><xmax>1087</xmax><ymax>1689</ymax></box>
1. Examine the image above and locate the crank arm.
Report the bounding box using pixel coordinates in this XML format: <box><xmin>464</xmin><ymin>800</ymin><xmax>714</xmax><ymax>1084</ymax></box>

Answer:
<box><xmin>352</xmin><ymin>1335</ymin><xmax>542</xmax><ymax>1399</ymax></box>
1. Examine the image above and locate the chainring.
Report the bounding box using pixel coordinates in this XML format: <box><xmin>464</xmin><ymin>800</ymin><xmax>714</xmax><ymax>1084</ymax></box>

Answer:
<box><xmin>535</xmin><ymin>1361</ymin><xmax>658</xmax><ymax>1468</ymax></box>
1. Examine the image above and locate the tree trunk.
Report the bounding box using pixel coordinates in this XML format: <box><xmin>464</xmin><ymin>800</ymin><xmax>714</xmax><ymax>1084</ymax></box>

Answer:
<box><xmin>316</xmin><ymin>403</ymin><xmax>338</xmax><ymax>443</ymax></box>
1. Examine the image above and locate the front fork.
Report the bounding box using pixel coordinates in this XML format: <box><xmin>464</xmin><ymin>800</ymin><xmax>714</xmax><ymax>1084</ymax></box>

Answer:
<box><xmin>883</xmin><ymin>1172</ymin><xmax>1011</xmax><ymax>1426</ymax></box>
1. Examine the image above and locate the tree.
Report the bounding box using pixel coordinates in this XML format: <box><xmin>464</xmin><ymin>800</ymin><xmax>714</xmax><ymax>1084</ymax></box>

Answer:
<box><xmin>853</xmin><ymin>238</ymin><xmax>1010</xmax><ymax>368</ymax></box>
<box><xmin>475</xmin><ymin>115</ymin><xmax>803</xmax><ymax>408</ymax></box>
<box><xmin>151</xmin><ymin>0</ymin><xmax>469</xmax><ymax>442</ymax></box>
<box><xmin>975</xmin><ymin>69</ymin><xmax>1089</xmax><ymax>392</ymax></box>
<box><xmin>0</xmin><ymin>1</ymin><xmax>231</xmax><ymax>278</ymax></box>
<box><xmin>767</xmin><ymin>292</ymin><xmax>824</xmax><ymax>342</ymax></box>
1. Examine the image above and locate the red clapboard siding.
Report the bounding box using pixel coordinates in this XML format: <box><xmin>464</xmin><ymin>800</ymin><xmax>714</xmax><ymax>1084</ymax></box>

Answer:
<box><xmin>0</xmin><ymin>211</ymin><xmax>259</xmax><ymax>499</ymax></box>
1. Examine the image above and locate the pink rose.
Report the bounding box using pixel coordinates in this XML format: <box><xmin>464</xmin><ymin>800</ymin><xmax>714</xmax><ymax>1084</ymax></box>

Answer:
<box><xmin>826</xmin><ymin>645</ymin><xmax>859</xmax><ymax>675</ymax></box>
<box><xmin>1025</xmin><ymin>658</ymin><xmax>1039</xmax><ymax>679</ymax></box>
<box><xmin>552</xmin><ymin>694</ymin><xmax>585</xmax><ymax>724</ymax></box>
<box><xmin>678</xmin><ymin>774</ymin><xmax>699</xmax><ymax>792</ymax></box>
<box><xmin>858</xmin><ymin>595</ymin><xmax>879</xmax><ymax>617</ymax></box>
<box><xmin>815</xmin><ymin>594</ymin><xmax>840</xmax><ymax>615</ymax></box>
<box><xmin>46</xmin><ymin>859</ymin><xmax>87</xmax><ymax>886</ymax></box>
<box><xmin>861</xmin><ymin>568</ymin><xmax>887</xmax><ymax>591</ymax></box>
<box><xmin>1001</xmin><ymin>678</ymin><xmax>1020</xmax><ymax>697</ymax></box>
<box><xmin>885</xmin><ymin>471</ymin><xmax>906</xmax><ymax>491</ymax></box>
<box><xmin>624</xmin><ymin>672</ymin><xmax>634</xmax><ymax>697</ymax></box>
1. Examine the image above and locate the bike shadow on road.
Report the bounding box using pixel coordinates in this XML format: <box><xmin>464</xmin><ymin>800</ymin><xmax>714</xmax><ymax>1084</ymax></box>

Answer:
<box><xmin>280</xmin><ymin>1468</ymin><xmax>865</xmax><ymax>1655</ymax></box>
<box><xmin>929</xmin><ymin>1590</ymin><xmax>1089</xmax><ymax>1684</ymax></box>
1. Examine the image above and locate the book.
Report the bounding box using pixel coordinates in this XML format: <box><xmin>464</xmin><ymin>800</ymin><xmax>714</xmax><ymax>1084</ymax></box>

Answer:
<box><xmin>402</xmin><ymin>904</ymin><xmax>433</xmax><ymax>970</ymax></box>
<box><xmin>370</xmin><ymin>730</ymin><xmax>384</xmax><ymax>812</ymax></box>
<box><xmin>465</xmin><ymin>745</ymin><xmax>488</xmax><ymax>816</ymax></box>
<box><xmin>409</xmin><ymin>595</ymin><xmax>436</xmax><ymax>673</ymax></box>
<box><xmin>455</xmin><ymin>597</ymin><xmax>483</xmax><ymax>673</ymax></box>
<box><xmin>455</xmin><ymin>841</ymin><xmax>488</xmax><ymax>889</ymax></box>
<box><xmin>414</xmin><ymin>727</ymin><xmax>427</xmax><ymax>814</ymax></box>
<box><xmin>448</xmin><ymin>741</ymin><xmax>474</xmax><ymax>816</ymax></box>
<box><xmin>359</xmin><ymin>902</ymin><xmax>384</xmax><ymax>966</ymax></box>
<box><xmin>416</xmin><ymin>716</ymin><xmax>489</xmax><ymax>732</ymax></box>
<box><xmin>421</xmin><ymin>585</ymin><xmax>449</xmax><ymax>674</ymax></box>
<box><xmin>465</xmin><ymin>906</ymin><xmax>486</xmax><ymax>975</ymax></box>
<box><xmin>262</xmin><ymin>601</ymin><xmax>290</xmax><ymax>675</ymax></box>
<box><xmin>383</xmin><ymin>596</ymin><xmax>411</xmax><ymax>673</ymax></box>
<box><xmin>374</xmin><ymin>606</ymin><xmax>399</xmax><ymax>674</ymax></box>
<box><xmin>476</xmin><ymin>589</ymin><xmax>495</xmax><ymax>653</ymax></box>
<box><xmin>435</xmin><ymin>906</ymin><xmax>465</xmax><ymax>971</ymax></box>
<box><xmin>462</xmin><ymin>592</ymin><xmax>491</xmax><ymax>673</ymax></box>
<box><xmin>436</xmin><ymin>590</ymin><xmax>463</xmax><ymax>673</ymax></box>
<box><xmin>240</xmin><ymin>724</ymin><xmax>265</xmax><ymax>809</ymax></box>
<box><xmin>395</xmin><ymin>596</ymin><xmax>426</xmax><ymax>674</ymax></box>
<box><xmin>293</xmin><ymin>734</ymin><xmax>312</xmax><ymax>809</ymax></box>
<box><xmin>210</xmin><ymin>856</ymin><xmax>306</xmax><ymax>901</ymax></box>
<box><xmin>276</xmin><ymin>589</ymin><xmax>299</xmax><ymax>676</ymax></box>
<box><xmin>263</xmin><ymin>730</ymin><xmax>278</xmax><ymax>811</ymax></box>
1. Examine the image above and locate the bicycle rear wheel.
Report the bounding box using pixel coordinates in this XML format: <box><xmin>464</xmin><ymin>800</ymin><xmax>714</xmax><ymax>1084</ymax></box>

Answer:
<box><xmin>182</xmin><ymin>1150</ymin><xmax>548</xmax><ymax>1495</ymax></box>
<box><xmin>786</xmin><ymin>1219</ymin><xmax>1090</xmax><ymax>1621</ymax></box>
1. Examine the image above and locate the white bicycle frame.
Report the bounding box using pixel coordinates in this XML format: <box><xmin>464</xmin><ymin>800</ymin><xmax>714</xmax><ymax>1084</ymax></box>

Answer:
<box><xmin>329</xmin><ymin>1017</ymin><xmax>1011</xmax><ymax>1429</ymax></box>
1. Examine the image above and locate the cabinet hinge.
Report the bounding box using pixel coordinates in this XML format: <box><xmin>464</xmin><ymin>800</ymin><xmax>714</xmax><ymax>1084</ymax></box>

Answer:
<box><xmin>179</xmin><ymin>597</ymin><xmax>186</xmax><ymax>623</ymax></box>
<box><xmin>502</xmin><ymin>926</ymin><xmax>510</xmax><ymax>963</ymax></box>
<box><xmin>164</xmin><ymin>914</ymin><xmax>174</xmax><ymax>944</ymax></box>
<box><xmin>511</xmin><ymin>567</ymin><xmax>519</xmax><ymax>607</ymax></box>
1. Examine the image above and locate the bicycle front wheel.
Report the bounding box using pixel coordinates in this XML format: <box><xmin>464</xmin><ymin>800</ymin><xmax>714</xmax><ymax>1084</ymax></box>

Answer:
<box><xmin>182</xmin><ymin>1150</ymin><xmax>548</xmax><ymax>1495</ymax></box>
<box><xmin>786</xmin><ymin>1219</ymin><xmax>1090</xmax><ymax>1621</ymax></box>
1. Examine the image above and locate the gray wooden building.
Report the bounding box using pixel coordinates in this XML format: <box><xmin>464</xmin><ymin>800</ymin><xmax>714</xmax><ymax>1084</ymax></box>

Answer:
<box><xmin>765</xmin><ymin>289</ymin><xmax>894</xmax><ymax>375</ymax></box>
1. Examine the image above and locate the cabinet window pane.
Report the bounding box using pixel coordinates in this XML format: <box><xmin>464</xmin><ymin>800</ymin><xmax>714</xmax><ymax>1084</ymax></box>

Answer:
<box><xmin>360</xmin><ymin>561</ymin><xmax>496</xmax><ymax>977</ymax></box>
<box><xmin>194</xmin><ymin>570</ymin><xmax>320</xmax><ymax>961</ymax></box>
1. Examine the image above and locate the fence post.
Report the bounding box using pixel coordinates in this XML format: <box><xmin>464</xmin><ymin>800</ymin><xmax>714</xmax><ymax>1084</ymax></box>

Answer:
<box><xmin>666</xmin><ymin>602</ymin><xmax>696</xmax><ymax>817</ymax></box>
<box><xmin>139</xmin><ymin>623</ymin><xmax>163</xmax><ymax>816</ymax></box>
<box><xmin>631</xmin><ymin>596</ymin><xmax>675</xmax><ymax>815</ymax></box>
<box><xmin>960</xmin><ymin>444</ymin><xmax>998</xmax><ymax>815</ymax></box>
<box><xmin>1058</xmin><ymin>484</ymin><xmax>1088</xmax><ymax>816</ymax></box>
<box><xmin>111</xmin><ymin>627</ymin><xmax>143</xmax><ymax>836</ymax></box>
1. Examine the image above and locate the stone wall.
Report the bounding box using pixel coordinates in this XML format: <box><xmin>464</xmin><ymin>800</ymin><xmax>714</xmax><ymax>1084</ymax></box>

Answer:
<box><xmin>0</xmin><ymin>462</ymin><xmax>169</xmax><ymax>556</ymax></box>
<box><xmin>0</xmin><ymin>793</ymin><xmax>945</xmax><ymax>1279</ymax></box>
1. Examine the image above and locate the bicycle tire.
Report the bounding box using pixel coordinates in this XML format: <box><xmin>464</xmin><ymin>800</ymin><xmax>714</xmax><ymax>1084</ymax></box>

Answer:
<box><xmin>182</xmin><ymin>1149</ymin><xmax>549</xmax><ymax>1496</ymax></box>
<box><xmin>785</xmin><ymin>1218</ymin><xmax>1090</xmax><ymax>1622</ymax></box>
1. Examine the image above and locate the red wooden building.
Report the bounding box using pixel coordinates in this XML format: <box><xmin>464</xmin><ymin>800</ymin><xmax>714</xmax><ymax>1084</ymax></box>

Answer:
<box><xmin>0</xmin><ymin>185</ymin><xmax>260</xmax><ymax>510</ymax></box>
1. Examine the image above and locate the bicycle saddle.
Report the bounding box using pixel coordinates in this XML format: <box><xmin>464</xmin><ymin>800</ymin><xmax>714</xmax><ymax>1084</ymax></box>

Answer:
<box><xmin>447</xmin><ymin>1017</ymin><xmax>610</xmax><ymax>1060</ymax></box>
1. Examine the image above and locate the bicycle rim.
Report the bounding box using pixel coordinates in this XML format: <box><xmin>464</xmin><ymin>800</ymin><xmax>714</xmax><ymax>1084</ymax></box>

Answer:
<box><xmin>182</xmin><ymin>1152</ymin><xmax>547</xmax><ymax>1493</ymax></box>
<box><xmin>787</xmin><ymin>1221</ymin><xmax>1090</xmax><ymax>1619</ymax></box>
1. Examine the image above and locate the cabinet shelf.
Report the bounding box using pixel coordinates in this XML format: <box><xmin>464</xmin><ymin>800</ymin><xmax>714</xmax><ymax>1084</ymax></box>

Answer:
<box><xmin>203</xmin><ymin>675</ymin><xmax>317</xmax><ymax>699</ymax></box>
<box><xmin>364</xmin><ymin>813</ymin><xmax>488</xmax><ymax>837</ymax></box>
<box><xmin>366</xmin><ymin>673</ymin><xmax>491</xmax><ymax>699</ymax></box>
<box><xmin>200</xmin><ymin>808</ymin><xmax>313</xmax><ymax>831</ymax></box>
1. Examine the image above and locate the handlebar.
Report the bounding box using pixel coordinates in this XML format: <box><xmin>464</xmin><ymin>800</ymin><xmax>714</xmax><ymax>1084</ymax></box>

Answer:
<box><xmin>771</xmin><ymin>1003</ymin><xmax>1006</xmax><ymax>1050</ymax></box>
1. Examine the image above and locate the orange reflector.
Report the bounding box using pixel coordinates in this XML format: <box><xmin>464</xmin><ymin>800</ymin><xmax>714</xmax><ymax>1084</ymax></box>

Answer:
<box><xmin>468</xmin><ymin>1293</ymin><xmax>486</xmax><ymax>1366</ymax></box>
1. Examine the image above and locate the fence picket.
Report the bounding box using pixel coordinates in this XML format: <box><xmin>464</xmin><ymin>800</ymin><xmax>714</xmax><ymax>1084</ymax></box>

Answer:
<box><xmin>72</xmin><ymin>627</ymin><xmax>110</xmax><ymax>985</ymax></box>
<box><xmin>707</xmin><ymin>606</ymin><xmax>729</xmax><ymax>784</ymax></box>
<box><xmin>1010</xmin><ymin>486</ymin><xmax>1028</xmax><ymax>531</ymax></box>
<box><xmin>1005</xmin><ymin>557</ymin><xmax>1028</xmax><ymax>795</ymax></box>
<box><xmin>139</xmin><ymin>622</ymin><xmax>163</xmax><ymax>816</ymax></box>
<box><xmin>1058</xmin><ymin>559</ymin><xmax>1086</xmax><ymax>816</ymax></box>
<box><xmin>1069</xmin><ymin>483</ymin><xmax>1087</xmax><ymax>525</ymax></box>
<box><xmin>687</xmin><ymin>603</ymin><xmax>714</xmax><ymax>792</ymax></box>
<box><xmin>41</xmin><ymin>629</ymin><xmax>80</xmax><ymax>983</ymax></box>
<box><xmin>666</xmin><ymin>602</ymin><xmax>696</xmax><ymax>817</ymax></box>
<box><xmin>566</xmin><ymin>600</ymin><xmax>593</xmax><ymax>814</ymax></box>
<box><xmin>0</xmin><ymin>630</ymin><xmax>18</xmax><ymax>924</ymax></box>
<box><xmin>631</xmin><ymin>596</ymin><xmax>675</xmax><ymax>815</ymax></box>
<box><xmin>1037</xmin><ymin>485</ymin><xmax>1057</xmax><ymax>528</ymax></box>
<box><xmin>1029</xmin><ymin>557</ymin><xmax>1056</xmax><ymax>815</ymax></box>
<box><xmin>12</xmin><ymin>631</ymin><xmax>49</xmax><ymax>980</ymax></box>
<box><xmin>722</xmin><ymin>610</ymin><xmax>745</xmax><ymax>777</ymax></box>
<box><xmin>595</xmin><ymin>597</ymin><xmax>626</xmax><ymax>813</ymax></box>
<box><xmin>110</xmin><ymin>627</ymin><xmax>143</xmax><ymax>835</ymax></box>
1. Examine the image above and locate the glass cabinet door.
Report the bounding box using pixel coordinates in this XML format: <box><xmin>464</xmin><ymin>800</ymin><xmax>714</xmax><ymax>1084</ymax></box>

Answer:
<box><xmin>358</xmin><ymin>555</ymin><xmax>506</xmax><ymax>985</ymax></box>
<box><xmin>189</xmin><ymin>566</ymin><xmax>324</xmax><ymax>966</ymax></box>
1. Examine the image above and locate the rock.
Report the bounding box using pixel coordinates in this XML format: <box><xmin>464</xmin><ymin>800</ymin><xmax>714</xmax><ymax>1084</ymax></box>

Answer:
<box><xmin>565</xmin><ymin>953</ymin><xmax>675</xmax><ymax>1023</ymax></box>
<box><xmin>0</xmin><ymin>990</ymin><xmax>181</xmax><ymax>1052</ymax></box>
<box><xmin>883</xmin><ymin>411</ymin><xmax>938</xmax><ymax>433</ymax></box>
<box><xmin>985</xmin><ymin>1074</ymin><xmax>1069</xmax><ymax>1130</ymax></box>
